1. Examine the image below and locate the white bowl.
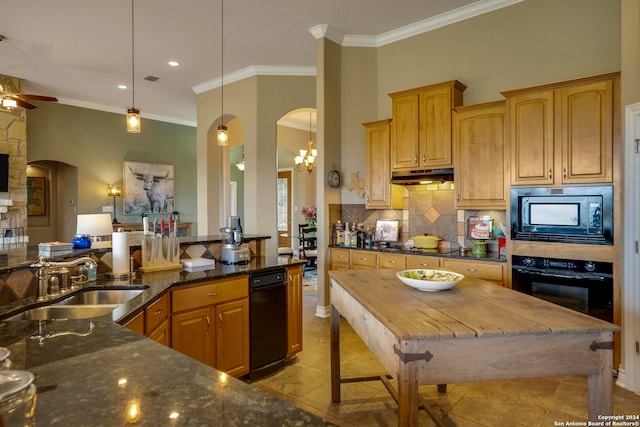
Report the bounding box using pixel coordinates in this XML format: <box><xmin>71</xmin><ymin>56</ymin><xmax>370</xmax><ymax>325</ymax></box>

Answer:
<box><xmin>396</xmin><ymin>269</ymin><xmax>464</xmax><ymax>292</ymax></box>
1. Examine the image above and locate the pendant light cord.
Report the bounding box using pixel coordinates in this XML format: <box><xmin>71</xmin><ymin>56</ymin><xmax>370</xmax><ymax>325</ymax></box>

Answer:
<box><xmin>131</xmin><ymin>0</ymin><xmax>135</xmax><ymax>108</ymax></box>
<box><xmin>220</xmin><ymin>0</ymin><xmax>224</xmax><ymax>124</ymax></box>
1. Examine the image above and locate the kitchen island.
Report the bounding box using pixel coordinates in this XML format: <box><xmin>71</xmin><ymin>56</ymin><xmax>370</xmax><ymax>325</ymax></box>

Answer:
<box><xmin>328</xmin><ymin>268</ymin><xmax>620</xmax><ymax>426</ymax></box>
<box><xmin>0</xmin><ymin>254</ymin><xmax>328</xmax><ymax>425</ymax></box>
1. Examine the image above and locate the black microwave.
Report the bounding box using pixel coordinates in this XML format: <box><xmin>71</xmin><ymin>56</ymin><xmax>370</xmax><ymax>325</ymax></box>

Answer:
<box><xmin>510</xmin><ymin>186</ymin><xmax>613</xmax><ymax>245</ymax></box>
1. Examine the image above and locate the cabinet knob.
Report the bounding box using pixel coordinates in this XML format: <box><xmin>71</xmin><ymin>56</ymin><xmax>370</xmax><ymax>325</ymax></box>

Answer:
<box><xmin>563</xmin><ymin>167</ymin><xmax>567</xmax><ymax>179</ymax></box>
<box><xmin>467</xmin><ymin>268</ymin><xmax>478</xmax><ymax>272</ymax></box>
<box><xmin>389</xmin><ymin>260</ymin><xmax>396</xmax><ymax>264</ymax></box>
<box><xmin>218</xmin><ymin>313</ymin><xmax>223</xmax><ymax>328</ymax></box>
<box><xmin>153</xmin><ymin>309</ymin><xmax>163</xmax><ymax>316</ymax></box>
<box><xmin>549</xmin><ymin>168</ymin><xmax>552</xmax><ymax>180</ymax></box>
<box><xmin>207</xmin><ymin>292</ymin><xmax>219</xmax><ymax>297</ymax></box>
<box><xmin>206</xmin><ymin>316</ymin><xmax>211</xmax><ymax>331</ymax></box>
<box><xmin>414</xmin><ymin>155</ymin><xmax>418</xmax><ymax>163</ymax></box>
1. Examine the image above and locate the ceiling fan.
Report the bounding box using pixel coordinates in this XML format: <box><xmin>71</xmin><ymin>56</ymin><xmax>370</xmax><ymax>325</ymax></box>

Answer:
<box><xmin>0</xmin><ymin>84</ymin><xmax>58</xmax><ymax>110</ymax></box>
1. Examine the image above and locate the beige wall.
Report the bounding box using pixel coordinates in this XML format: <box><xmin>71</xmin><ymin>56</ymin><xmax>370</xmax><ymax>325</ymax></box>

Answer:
<box><xmin>621</xmin><ymin>0</ymin><xmax>640</xmax><ymax>109</ymax></box>
<box><xmin>196</xmin><ymin>75</ymin><xmax>315</xmax><ymax>254</ymax></box>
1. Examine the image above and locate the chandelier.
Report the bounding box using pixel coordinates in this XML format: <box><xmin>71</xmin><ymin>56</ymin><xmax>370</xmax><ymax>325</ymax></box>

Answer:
<box><xmin>126</xmin><ymin>0</ymin><xmax>140</xmax><ymax>133</ymax></box>
<box><xmin>295</xmin><ymin>112</ymin><xmax>317</xmax><ymax>173</ymax></box>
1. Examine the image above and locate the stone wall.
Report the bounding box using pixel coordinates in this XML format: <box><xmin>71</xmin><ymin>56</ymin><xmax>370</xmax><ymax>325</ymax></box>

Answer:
<box><xmin>0</xmin><ymin>75</ymin><xmax>28</xmax><ymax>244</ymax></box>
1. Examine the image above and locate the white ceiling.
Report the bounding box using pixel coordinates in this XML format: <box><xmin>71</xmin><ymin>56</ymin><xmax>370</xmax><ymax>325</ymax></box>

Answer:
<box><xmin>0</xmin><ymin>0</ymin><xmax>519</xmax><ymax>127</ymax></box>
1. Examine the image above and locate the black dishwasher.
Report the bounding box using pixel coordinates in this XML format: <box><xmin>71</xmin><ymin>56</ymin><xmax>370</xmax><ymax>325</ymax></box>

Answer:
<box><xmin>247</xmin><ymin>268</ymin><xmax>287</xmax><ymax>380</ymax></box>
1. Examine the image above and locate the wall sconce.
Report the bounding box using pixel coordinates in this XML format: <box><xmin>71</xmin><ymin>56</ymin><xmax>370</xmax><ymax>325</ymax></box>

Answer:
<box><xmin>107</xmin><ymin>185</ymin><xmax>122</xmax><ymax>224</ymax></box>
<box><xmin>76</xmin><ymin>213</ymin><xmax>114</xmax><ymax>248</ymax></box>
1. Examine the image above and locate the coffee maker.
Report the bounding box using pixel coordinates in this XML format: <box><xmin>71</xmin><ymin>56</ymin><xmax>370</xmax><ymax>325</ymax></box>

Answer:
<box><xmin>220</xmin><ymin>216</ymin><xmax>250</xmax><ymax>265</ymax></box>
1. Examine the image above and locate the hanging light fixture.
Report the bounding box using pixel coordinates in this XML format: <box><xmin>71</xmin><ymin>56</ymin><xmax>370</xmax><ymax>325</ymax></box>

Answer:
<box><xmin>295</xmin><ymin>111</ymin><xmax>317</xmax><ymax>173</ymax></box>
<box><xmin>126</xmin><ymin>0</ymin><xmax>140</xmax><ymax>133</ymax></box>
<box><xmin>236</xmin><ymin>151</ymin><xmax>245</xmax><ymax>171</ymax></box>
<box><xmin>216</xmin><ymin>0</ymin><xmax>228</xmax><ymax>146</ymax></box>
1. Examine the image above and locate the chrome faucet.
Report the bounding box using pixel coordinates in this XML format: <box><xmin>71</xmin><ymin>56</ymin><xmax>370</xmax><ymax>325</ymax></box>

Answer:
<box><xmin>30</xmin><ymin>256</ymin><xmax>98</xmax><ymax>301</ymax></box>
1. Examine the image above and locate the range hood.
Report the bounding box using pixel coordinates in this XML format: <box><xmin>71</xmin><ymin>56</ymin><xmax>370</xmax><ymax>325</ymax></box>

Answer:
<box><xmin>391</xmin><ymin>168</ymin><xmax>454</xmax><ymax>185</ymax></box>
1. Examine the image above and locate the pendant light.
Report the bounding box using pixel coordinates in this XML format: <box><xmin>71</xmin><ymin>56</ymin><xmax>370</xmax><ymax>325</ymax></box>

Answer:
<box><xmin>216</xmin><ymin>0</ymin><xmax>228</xmax><ymax>145</ymax></box>
<box><xmin>126</xmin><ymin>0</ymin><xmax>140</xmax><ymax>133</ymax></box>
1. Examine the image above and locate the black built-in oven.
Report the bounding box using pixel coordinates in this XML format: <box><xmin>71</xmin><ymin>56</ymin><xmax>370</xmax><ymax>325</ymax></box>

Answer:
<box><xmin>511</xmin><ymin>255</ymin><xmax>613</xmax><ymax>323</ymax></box>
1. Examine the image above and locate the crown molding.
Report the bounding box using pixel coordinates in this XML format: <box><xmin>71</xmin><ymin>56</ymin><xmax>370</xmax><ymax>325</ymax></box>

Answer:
<box><xmin>57</xmin><ymin>98</ymin><xmax>197</xmax><ymax>127</ymax></box>
<box><xmin>192</xmin><ymin>65</ymin><xmax>316</xmax><ymax>94</ymax></box>
<box><xmin>318</xmin><ymin>0</ymin><xmax>523</xmax><ymax>48</ymax></box>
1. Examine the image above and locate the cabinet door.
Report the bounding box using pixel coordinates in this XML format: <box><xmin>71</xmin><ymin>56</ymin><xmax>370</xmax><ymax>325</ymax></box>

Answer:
<box><xmin>145</xmin><ymin>293</ymin><xmax>169</xmax><ymax>335</ymax></box>
<box><xmin>560</xmin><ymin>80</ymin><xmax>613</xmax><ymax>184</ymax></box>
<box><xmin>454</xmin><ymin>101</ymin><xmax>507</xmax><ymax>209</ymax></box>
<box><xmin>123</xmin><ymin>311</ymin><xmax>144</xmax><ymax>335</ymax></box>
<box><xmin>286</xmin><ymin>265</ymin><xmax>303</xmax><ymax>358</ymax></box>
<box><xmin>171</xmin><ymin>306</ymin><xmax>215</xmax><ymax>366</ymax></box>
<box><xmin>406</xmin><ymin>255</ymin><xmax>441</xmax><ymax>269</ymax></box>
<box><xmin>507</xmin><ymin>90</ymin><xmax>555</xmax><ymax>185</ymax></box>
<box><xmin>420</xmin><ymin>86</ymin><xmax>455</xmax><ymax>167</ymax></box>
<box><xmin>364</xmin><ymin>119</ymin><xmax>402</xmax><ymax>209</ymax></box>
<box><xmin>378</xmin><ymin>253</ymin><xmax>406</xmax><ymax>269</ymax></box>
<box><xmin>148</xmin><ymin>319</ymin><xmax>170</xmax><ymax>346</ymax></box>
<box><xmin>390</xmin><ymin>93</ymin><xmax>420</xmax><ymax>170</ymax></box>
<box><xmin>215</xmin><ymin>299</ymin><xmax>249</xmax><ymax>377</ymax></box>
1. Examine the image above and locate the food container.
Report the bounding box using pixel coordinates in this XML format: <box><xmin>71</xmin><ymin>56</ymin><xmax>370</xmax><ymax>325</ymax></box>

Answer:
<box><xmin>412</xmin><ymin>235</ymin><xmax>441</xmax><ymax>249</ymax></box>
<box><xmin>0</xmin><ymin>370</ymin><xmax>37</xmax><ymax>426</ymax></box>
<box><xmin>472</xmin><ymin>241</ymin><xmax>487</xmax><ymax>255</ymax></box>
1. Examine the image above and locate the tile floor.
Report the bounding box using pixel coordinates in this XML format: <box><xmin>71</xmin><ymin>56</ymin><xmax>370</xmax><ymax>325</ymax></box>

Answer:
<box><xmin>252</xmin><ymin>288</ymin><xmax>640</xmax><ymax>426</ymax></box>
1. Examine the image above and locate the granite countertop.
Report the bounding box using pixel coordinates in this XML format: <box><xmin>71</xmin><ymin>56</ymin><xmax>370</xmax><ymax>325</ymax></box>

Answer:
<box><xmin>0</xmin><ymin>256</ymin><xmax>327</xmax><ymax>426</ymax></box>
<box><xmin>329</xmin><ymin>244</ymin><xmax>506</xmax><ymax>263</ymax></box>
<box><xmin>0</xmin><ymin>234</ymin><xmax>271</xmax><ymax>273</ymax></box>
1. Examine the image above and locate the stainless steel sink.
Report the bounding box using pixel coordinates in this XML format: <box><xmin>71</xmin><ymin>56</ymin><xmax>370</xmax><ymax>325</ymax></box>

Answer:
<box><xmin>57</xmin><ymin>289</ymin><xmax>143</xmax><ymax>306</ymax></box>
<box><xmin>3</xmin><ymin>289</ymin><xmax>145</xmax><ymax>321</ymax></box>
<box><xmin>6</xmin><ymin>305</ymin><xmax>117</xmax><ymax>321</ymax></box>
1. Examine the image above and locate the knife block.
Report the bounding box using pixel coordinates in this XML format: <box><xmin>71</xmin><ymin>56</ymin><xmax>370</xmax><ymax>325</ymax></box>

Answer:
<box><xmin>139</xmin><ymin>235</ymin><xmax>182</xmax><ymax>272</ymax></box>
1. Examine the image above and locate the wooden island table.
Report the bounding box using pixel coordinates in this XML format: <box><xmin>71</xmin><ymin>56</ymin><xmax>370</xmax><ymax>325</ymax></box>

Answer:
<box><xmin>328</xmin><ymin>269</ymin><xmax>620</xmax><ymax>426</ymax></box>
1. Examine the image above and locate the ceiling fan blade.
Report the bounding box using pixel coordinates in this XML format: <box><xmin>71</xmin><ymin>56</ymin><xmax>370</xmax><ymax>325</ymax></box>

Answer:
<box><xmin>16</xmin><ymin>99</ymin><xmax>37</xmax><ymax>109</ymax></box>
<box><xmin>20</xmin><ymin>94</ymin><xmax>58</xmax><ymax>102</ymax></box>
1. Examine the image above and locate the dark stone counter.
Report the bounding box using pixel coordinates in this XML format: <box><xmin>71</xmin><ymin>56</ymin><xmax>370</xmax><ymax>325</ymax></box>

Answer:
<box><xmin>0</xmin><ymin>256</ymin><xmax>325</xmax><ymax>426</ymax></box>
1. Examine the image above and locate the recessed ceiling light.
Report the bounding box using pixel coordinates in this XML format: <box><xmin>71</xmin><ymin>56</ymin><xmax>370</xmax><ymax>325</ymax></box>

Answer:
<box><xmin>168</xmin><ymin>61</ymin><xmax>179</xmax><ymax>67</ymax></box>
<box><xmin>117</xmin><ymin>84</ymin><xmax>128</xmax><ymax>90</ymax></box>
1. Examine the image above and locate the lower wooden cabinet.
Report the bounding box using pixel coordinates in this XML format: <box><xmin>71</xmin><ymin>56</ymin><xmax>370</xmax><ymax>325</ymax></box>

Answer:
<box><xmin>350</xmin><ymin>250</ymin><xmax>377</xmax><ymax>269</ymax></box>
<box><xmin>123</xmin><ymin>293</ymin><xmax>170</xmax><ymax>346</ymax></box>
<box><xmin>441</xmin><ymin>258</ymin><xmax>504</xmax><ymax>285</ymax></box>
<box><xmin>286</xmin><ymin>265</ymin><xmax>303</xmax><ymax>358</ymax></box>
<box><xmin>378</xmin><ymin>252</ymin><xmax>407</xmax><ymax>269</ymax></box>
<box><xmin>215</xmin><ymin>299</ymin><xmax>250</xmax><ymax>377</ymax></box>
<box><xmin>330</xmin><ymin>248</ymin><xmax>350</xmax><ymax>270</ymax></box>
<box><xmin>406</xmin><ymin>255</ymin><xmax>441</xmax><ymax>269</ymax></box>
<box><xmin>170</xmin><ymin>276</ymin><xmax>249</xmax><ymax>376</ymax></box>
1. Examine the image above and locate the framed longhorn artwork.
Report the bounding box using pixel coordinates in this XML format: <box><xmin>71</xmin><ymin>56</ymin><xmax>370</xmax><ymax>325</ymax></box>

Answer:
<box><xmin>123</xmin><ymin>161</ymin><xmax>175</xmax><ymax>214</ymax></box>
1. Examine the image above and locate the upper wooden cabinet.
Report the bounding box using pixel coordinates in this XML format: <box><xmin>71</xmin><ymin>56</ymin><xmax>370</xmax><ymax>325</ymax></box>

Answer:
<box><xmin>389</xmin><ymin>80</ymin><xmax>466</xmax><ymax>171</ymax></box>
<box><xmin>503</xmin><ymin>73</ymin><xmax>618</xmax><ymax>186</ymax></box>
<box><xmin>453</xmin><ymin>101</ymin><xmax>507</xmax><ymax>210</ymax></box>
<box><xmin>363</xmin><ymin>119</ymin><xmax>402</xmax><ymax>209</ymax></box>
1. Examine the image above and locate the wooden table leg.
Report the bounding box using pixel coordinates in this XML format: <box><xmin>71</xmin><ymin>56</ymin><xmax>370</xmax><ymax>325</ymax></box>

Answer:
<box><xmin>330</xmin><ymin>305</ymin><xmax>341</xmax><ymax>403</ymax></box>
<box><xmin>396</xmin><ymin>354</ymin><xmax>420</xmax><ymax>426</ymax></box>
<box><xmin>588</xmin><ymin>335</ymin><xmax>614</xmax><ymax>421</ymax></box>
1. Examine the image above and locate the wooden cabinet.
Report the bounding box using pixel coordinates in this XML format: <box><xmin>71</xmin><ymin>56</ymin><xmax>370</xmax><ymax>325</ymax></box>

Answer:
<box><xmin>350</xmin><ymin>250</ymin><xmax>378</xmax><ymax>269</ymax></box>
<box><xmin>123</xmin><ymin>293</ymin><xmax>170</xmax><ymax>346</ymax></box>
<box><xmin>441</xmin><ymin>258</ymin><xmax>504</xmax><ymax>286</ymax></box>
<box><xmin>330</xmin><ymin>248</ymin><xmax>350</xmax><ymax>270</ymax></box>
<box><xmin>504</xmin><ymin>73</ymin><xmax>617</xmax><ymax>186</ymax></box>
<box><xmin>286</xmin><ymin>265</ymin><xmax>303</xmax><ymax>358</ymax></box>
<box><xmin>364</xmin><ymin>119</ymin><xmax>403</xmax><ymax>209</ymax></box>
<box><xmin>378</xmin><ymin>252</ymin><xmax>406</xmax><ymax>269</ymax></box>
<box><xmin>453</xmin><ymin>101</ymin><xmax>507</xmax><ymax>209</ymax></box>
<box><xmin>406</xmin><ymin>255</ymin><xmax>441</xmax><ymax>269</ymax></box>
<box><xmin>215</xmin><ymin>299</ymin><xmax>249</xmax><ymax>377</ymax></box>
<box><xmin>145</xmin><ymin>293</ymin><xmax>170</xmax><ymax>346</ymax></box>
<box><xmin>170</xmin><ymin>276</ymin><xmax>249</xmax><ymax>376</ymax></box>
<box><xmin>389</xmin><ymin>80</ymin><xmax>465</xmax><ymax>171</ymax></box>
<box><xmin>171</xmin><ymin>306</ymin><xmax>215</xmax><ymax>366</ymax></box>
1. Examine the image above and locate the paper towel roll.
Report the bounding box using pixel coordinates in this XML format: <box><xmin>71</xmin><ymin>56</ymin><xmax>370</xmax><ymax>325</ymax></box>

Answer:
<box><xmin>112</xmin><ymin>231</ymin><xmax>130</xmax><ymax>274</ymax></box>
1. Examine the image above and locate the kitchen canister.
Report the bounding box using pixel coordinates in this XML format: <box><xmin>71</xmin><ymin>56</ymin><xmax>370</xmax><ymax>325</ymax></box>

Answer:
<box><xmin>0</xmin><ymin>370</ymin><xmax>37</xmax><ymax>426</ymax></box>
<box><xmin>472</xmin><ymin>241</ymin><xmax>487</xmax><ymax>255</ymax></box>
